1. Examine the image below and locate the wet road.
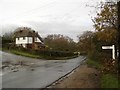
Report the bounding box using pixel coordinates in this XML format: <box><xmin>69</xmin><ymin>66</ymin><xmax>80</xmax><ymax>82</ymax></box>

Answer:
<box><xmin>1</xmin><ymin>51</ymin><xmax>86</xmax><ymax>88</ymax></box>
<box><xmin>1</xmin><ymin>51</ymin><xmax>44</xmax><ymax>63</ymax></box>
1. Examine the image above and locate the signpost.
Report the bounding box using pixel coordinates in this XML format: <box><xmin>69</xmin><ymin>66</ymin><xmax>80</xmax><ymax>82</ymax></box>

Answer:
<box><xmin>102</xmin><ymin>45</ymin><xmax>115</xmax><ymax>59</ymax></box>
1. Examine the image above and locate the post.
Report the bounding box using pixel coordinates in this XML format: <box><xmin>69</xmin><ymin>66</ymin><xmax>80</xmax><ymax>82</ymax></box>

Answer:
<box><xmin>102</xmin><ymin>45</ymin><xmax>115</xmax><ymax>60</ymax></box>
<box><xmin>112</xmin><ymin>45</ymin><xmax>115</xmax><ymax>59</ymax></box>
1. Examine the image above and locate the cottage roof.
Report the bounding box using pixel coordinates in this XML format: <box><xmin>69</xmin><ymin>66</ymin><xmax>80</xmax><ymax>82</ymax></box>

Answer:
<box><xmin>14</xmin><ymin>28</ymin><xmax>35</xmax><ymax>37</ymax></box>
<box><xmin>14</xmin><ymin>27</ymin><xmax>43</xmax><ymax>42</ymax></box>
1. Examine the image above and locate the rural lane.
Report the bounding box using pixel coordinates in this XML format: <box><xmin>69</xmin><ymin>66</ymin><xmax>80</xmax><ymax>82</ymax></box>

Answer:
<box><xmin>1</xmin><ymin>51</ymin><xmax>86</xmax><ymax>88</ymax></box>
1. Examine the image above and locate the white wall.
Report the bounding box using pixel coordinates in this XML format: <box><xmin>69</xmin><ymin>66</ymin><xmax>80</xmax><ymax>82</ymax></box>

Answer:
<box><xmin>28</xmin><ymin>37</ymin><xmax>33</xmax><ymax>44</ymax></box>
<box><xmin>16</xmin><ymin>37</ymin><xmax>33</xmax><ymax>44</ymax></box>
<box><xmin>35</xmin><ymin>37</ymin><xmax>42</xmax><ymax>43</ymax></box>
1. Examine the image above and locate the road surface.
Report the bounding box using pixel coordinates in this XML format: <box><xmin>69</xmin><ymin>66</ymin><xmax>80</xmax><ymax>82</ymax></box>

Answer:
<box><xmin>1</xmin><ymin>51</ymin><xmax>86</xmax><ymax>88</ymax></box>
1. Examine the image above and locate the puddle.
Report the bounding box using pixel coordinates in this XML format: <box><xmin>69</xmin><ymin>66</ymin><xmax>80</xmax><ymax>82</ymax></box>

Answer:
<box><xmin>2</xmin><ymin>61</ymin><xmax>38</xmax><ymax>74</ymax></box>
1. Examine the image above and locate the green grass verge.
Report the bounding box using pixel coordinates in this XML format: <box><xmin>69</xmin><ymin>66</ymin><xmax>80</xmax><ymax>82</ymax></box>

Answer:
<box><xmin>87</xmin><ymin>59</ymin><xmax>118</xmax><ymax>88</ymax></box>
<box><xmin>10</xmin><ymin>50</ymin><xmax>41</xmax><ymax>58</ymax></box>
<box><xmin>5</xmin><ymin>49</ymin><xmax>78</xmax><ymax>60</ymax></box>
<box><xmin>118</xmin><ymin>76</ymin><xmax>120</xmax><ymax>88</ymax></box>
<box><xmin>86</xmin><ymin>59</ymin><xmax>101</xmax><ymax>69</ymax></box>
<box><xmin>101</xmin><ymin>74</ymin><xmax>118</xmax><ymax>88</ymax></box>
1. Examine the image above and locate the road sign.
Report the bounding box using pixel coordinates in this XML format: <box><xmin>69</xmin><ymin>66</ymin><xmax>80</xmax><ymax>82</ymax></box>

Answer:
<box><xmin>102</xmin><ymin>45</ymin><xmax>115</xmax><ymax>59</ymax></box>
<box><xmin>102</xmin><ymin>46</ymin><xmax>113</xmax><ymax>49</ymax></box>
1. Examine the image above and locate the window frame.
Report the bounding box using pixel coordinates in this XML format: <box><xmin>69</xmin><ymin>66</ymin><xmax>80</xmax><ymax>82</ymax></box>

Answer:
<box><xmin>23</xmin><ymin>37</ymin><xmax>25</xmax><ymax>40</ymax></box>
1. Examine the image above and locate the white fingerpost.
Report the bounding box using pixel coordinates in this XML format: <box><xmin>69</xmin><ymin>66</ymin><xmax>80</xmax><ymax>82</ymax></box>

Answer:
<box><xmin>112</xmin><ymin>45</ymin><xmax>115</xmax><ymax>59</ymax></box>
<box><xmin>102</xmin><ymin>45</ymin><xmax>115</xmax><ymax>59</ymax></box>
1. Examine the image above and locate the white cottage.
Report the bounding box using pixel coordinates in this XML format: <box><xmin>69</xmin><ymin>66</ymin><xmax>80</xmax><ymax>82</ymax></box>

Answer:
<box><xmin>14</xmin><ymin>27</ymin><xmax>45</xmax><ymax>50</ymax></box>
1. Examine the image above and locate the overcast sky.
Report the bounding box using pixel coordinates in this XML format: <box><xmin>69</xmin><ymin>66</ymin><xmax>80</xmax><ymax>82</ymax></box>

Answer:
<box><xmin>0</xmin><ymin>0</ymin><xmax>105</xmax><ymax>42</ymax></box>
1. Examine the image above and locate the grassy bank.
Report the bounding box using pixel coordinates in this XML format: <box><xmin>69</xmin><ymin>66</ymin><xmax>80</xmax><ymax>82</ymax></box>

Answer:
<box><xmin>86</xmin><ymin>59</ymin><xmax>101</xmax><ymax>69</ymax></box>
<box><xmin>87</xmin><ymin>59</ymin><xmax>118</xmax><ymax>88</ymax></box>
<box><xmin>10</xmin><ymin>50</ymin><xmax>41</xmax><ymax>58</ymax></box>
<box><xmin>2</xmin><ymin>48</ymin><xmax>78</xmax><ymax>60</ymax></box>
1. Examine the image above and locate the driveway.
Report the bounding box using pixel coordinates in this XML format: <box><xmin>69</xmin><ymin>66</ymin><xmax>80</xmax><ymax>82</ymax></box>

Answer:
<box><xmin>1</xmin><ymin>51</ymin><xmax>86</xmax><ymax>88</ymax></box>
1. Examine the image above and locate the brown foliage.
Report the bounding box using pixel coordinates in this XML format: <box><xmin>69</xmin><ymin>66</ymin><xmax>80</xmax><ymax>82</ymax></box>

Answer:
<box><xmin>77</xmin><ymin>31</ymin><xmax>94</xmax><ymax>53</ymax></box>
<box><xmin>44</xmin><ymin>34</ymin><xmax>77</xmax><ymax>52</ymax></box>
<box><xmin>100</xmin><ymin>58</ymin><xmax>118</xmax><ymax>74</ymax></box>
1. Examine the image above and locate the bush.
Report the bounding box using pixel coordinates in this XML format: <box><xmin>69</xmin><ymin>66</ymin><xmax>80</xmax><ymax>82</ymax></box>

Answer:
<box><xmin>5</xmin><ymin>46</ymin><xmax>77</xmax><ymax>60</ymax></box>
<box><xmin>100</xmin><ymin>58</ymin><xmax>118</xmax><ymax>74</ymax></box>
<box><xmin>34</xmin><ymin>50</ymin><xmax>75</xmax><ymax>57</ymax></box>
<box><xmin>88</xmin><ymin>49</ymin><xmax>101</xmax><ymax>62</ymax></box>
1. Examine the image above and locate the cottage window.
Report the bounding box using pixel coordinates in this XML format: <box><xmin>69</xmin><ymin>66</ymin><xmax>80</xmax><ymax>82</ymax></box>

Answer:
<box><xmin>23</xmin><ymin>37</ymin><xmax>25</xmax><ymax>40</ymax></box>
<box><xmin>35</xmin><ymin>37</ymin><xmax>37</xmax><ymax>41</ymax></box>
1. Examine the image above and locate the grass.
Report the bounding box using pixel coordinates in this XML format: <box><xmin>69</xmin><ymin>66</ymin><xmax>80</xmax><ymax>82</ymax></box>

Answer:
<box><xmin>86</xmin><ymin>59</ymin><xmax>101</xmax><ymax>69</ymax></box>
<box><xmin>101</xmin><ymin>74</ymin><xmax>118</xmax><ymax>88</ymax></box>
<box><xmin>118</xmin><ymin>76</ymin><xmax>120</xmax><ymax>88</ymax></box>
<box><xmin>3</xmin><ymin>49</ymin><xmax>78</xmax><ymax>60</ymax></box>
<box><xmin>10</xmin><ymin>50</ymin><xmax>41</xmax><ymax>59</ymax></box>
<box><xmin>87</xmin><ymin>59</ymin><xmax>118</xmax><ymax>88</ymax></box>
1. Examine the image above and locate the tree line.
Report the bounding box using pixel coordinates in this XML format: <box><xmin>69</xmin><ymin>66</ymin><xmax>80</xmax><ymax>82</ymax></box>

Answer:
<box><xmin>1</xmin><ymin>0</ymin><xmax>118</xmax><ymax>57</ymax></box>
<box><xmin>1</xmin><ymin>31</ymin><xmax>78</xmax><ymax>53</ymax></box>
